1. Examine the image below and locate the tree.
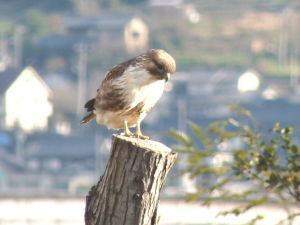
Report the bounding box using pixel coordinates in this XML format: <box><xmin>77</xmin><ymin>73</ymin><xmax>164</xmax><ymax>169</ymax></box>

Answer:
<box><xmin>25</xmin><ymin>10</ymin><xmax>49</xmax><ymax>42</ymax></box>
<box><xmin>169</xmin><ymin>104</ymin><xmax>300</xmax><ymax>224</ymax></box>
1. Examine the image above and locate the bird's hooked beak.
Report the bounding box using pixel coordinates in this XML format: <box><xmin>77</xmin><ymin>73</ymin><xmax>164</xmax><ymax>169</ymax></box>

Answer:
<box><xmin>164</xmin><ymin>73</ymin><xmax>170</xmax><ymax>82</ymax></box>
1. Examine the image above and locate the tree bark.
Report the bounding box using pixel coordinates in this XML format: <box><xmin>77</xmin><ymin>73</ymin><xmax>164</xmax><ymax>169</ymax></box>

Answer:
<box><xmin>85</xmin><ymin>134</ymin><xmax>177</xmax><ymax>225</ymax></box>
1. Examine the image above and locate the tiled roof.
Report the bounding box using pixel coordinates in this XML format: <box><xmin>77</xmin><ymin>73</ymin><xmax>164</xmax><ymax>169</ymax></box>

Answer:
<box><xmin>0</xmin><ymin>68</ymin><xmax>21</xmax><ymax>94</ymax></box>
<box><xmin>36</xmin><ymin>34</ymin><xmax>81</xmax><ymax>49</ymax></box>
<box><xmin>25</xmin><ymin>134</ymin><xmax>96</xmax><ymax>159</ymax></box>
<box><xmin>0</xmin><ymin>67</ymin><xmax>52</xmax><ymax>96</ymax></box>
<box><xmin>64</xmin><ymin>13</ymin><xmax>137</xmax><ymax>30</ymax></box>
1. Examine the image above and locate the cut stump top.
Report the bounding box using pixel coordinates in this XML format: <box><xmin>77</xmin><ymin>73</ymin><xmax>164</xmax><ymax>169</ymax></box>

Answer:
<box><xmin>113</xmin><ymin>134</ymin><xmax>172</xmax><ymax>155</ymax></box>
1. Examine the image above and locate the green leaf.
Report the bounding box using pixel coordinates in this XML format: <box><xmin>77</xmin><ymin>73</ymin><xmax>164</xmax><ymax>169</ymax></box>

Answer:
<box><xmin>188</xmin><ymin>121</ymin><xmax>213</xmax><ymax>150</ymax></box>
<box><xmin>157</xmin><ymin>215</ymin><xmax>161</xmax><ymax>224</ymax></box>
<box><xmin>193</xmin><ymin>151</ymin><xmax>215</xmax><ymax>157</ymax></box>
<box><xmin>190</xmin><ymin>165</ymin><xmax>218</xmax><ymax>178</ymax></box>
<box><xmin>291</xmin><ymin>145</ymin><xmax>298</xmax><ymax>153</ymax></box>
<box><xmin>228</xmin><ymin>118</ymin><xmax>240</xmax><ymax>126</ymax></box>
<box><xmin>207</xmin><ymin>121</ymin><xmax>227</xmax><ymax>134</ymax></box>
<box><xmin>228</xmin><ymin>103</ymin><xmax>250</xmax><ymax>116</ymax></box>
<box><xmin>243</xmin><ymin>215</ymin><xmax>264</xmax><ymax>225</ymax></box>
<box><xmin>185</xmin><ymin>153</ymin><xmax>203</xmax><ymax>168</ymax></box>
<box><xmin>269</xmin><ymin>122</ymin><xmax>280</xmax><ymax>133</ymax></box>
<box><xmin>230</xmin><ymin>190</ymin><xmax>259</xmax><ymax>200</ymax></box>
<box><xmin>185</xmin><ymin>187</ymin><xmax>202</xmax><ymax>202</ymax></box>
<box><xmin>216</xmin><ymin>166</ymin><xmax>230</xmax><ymax>176</ymax></box>
<box><xmin>244</xmin><ymin>197</ymin><xmax>267</xmax><ymax>212</ymax></box>
<box><xmin>220</xmin><ymin>131</ymin><xmax>241</xmax><ymax>142</ymax></box>
<box><xmin>281</xmin><ymin>126</ymin><xmax>293</xmax><ymax>134</ymax></box>
<box><xmin>217</xmin><ymin>207</ymin><xmax>242</xmax><ymax>217</ymax></box>
<box><xmin>171</xmin><ymin>145</ymin><xmax>194</xmax><ymax>153</ymax></box>
<box><xmin>208</xmin><ymin>178</ymin><xmax>231</xmax><ymax>193</ymax></box>
<box><xmin>168</xmin><ymin>129</ymin><xmax>193</xmax><ymax>147</ymax></box>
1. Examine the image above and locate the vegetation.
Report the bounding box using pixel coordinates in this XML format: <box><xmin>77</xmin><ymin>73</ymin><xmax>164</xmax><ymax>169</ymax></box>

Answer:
<box><xmin>169</xmin><ymin>104</ymin><xmax>300</xmax><ymax>224</ymax></box>
<box><xmin>1</xmin><ymin>0</ymin><xmax>300</xmax><ymax>75</ymax></box>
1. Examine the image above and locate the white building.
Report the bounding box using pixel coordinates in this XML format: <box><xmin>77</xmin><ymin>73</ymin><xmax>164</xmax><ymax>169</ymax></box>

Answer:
<box><xmin>0</xmin><ymin>66</ymin><xmax>53</xmax><ymax>133</ymax></box>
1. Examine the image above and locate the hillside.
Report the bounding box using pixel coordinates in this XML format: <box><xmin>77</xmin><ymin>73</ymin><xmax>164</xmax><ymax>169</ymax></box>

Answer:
<box><xmin>0</xmin><ymin>0</ymin><xmax>299</xmax><ymax>75</ymax></box>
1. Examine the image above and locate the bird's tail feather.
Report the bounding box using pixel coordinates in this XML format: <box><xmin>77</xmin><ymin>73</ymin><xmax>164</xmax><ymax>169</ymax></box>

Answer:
<box><xmin>79</xmin><ymin>112</ymin><xmax>96</xmax><ymax>124</ymax></box>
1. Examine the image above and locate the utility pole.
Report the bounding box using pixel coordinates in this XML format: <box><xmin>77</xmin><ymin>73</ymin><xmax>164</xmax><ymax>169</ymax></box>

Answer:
<box><xmin>16</xmin><ymin>130</ymin><xmax>27</xmax><ymax>163</ymax></box>
<box><xmin>177</xmin><ymin>97</ymin><xmax>196</xmax><ymax>194</ymax></box>
<box><xmin>177</xmin><ymin>98</ymin><xmax>187</xmax><ymax>134</ymax></box>
<box><xmin>0</xmin><ymin>35</ymin><xmax>8</xmax><ymax>71</ymax></box>
<box><xmin>290</xmin><ymin>41</ymin><xmax>299</xmax><ymax>88</ymax></box>
<box><xmin>75</xmin><ymin>43</ymin><xmax>88</xmax><ymax>119</ymax></box>
<box><xmin>279</xmin><ymin>8</ymin><xmax>291</xmax><ymax>69</ymax></box>
<box><xmin>13</xmin><ymin>26</ymin><xmax>26</xmax><ymax>70</ymax></box>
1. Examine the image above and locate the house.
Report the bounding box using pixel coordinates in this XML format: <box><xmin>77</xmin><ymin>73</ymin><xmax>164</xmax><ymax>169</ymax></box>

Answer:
<box><xmin>149</xmin><ymin>0</ymin><xmax>200</xmax><ymax>24</ymax></box>
<box><xmin>0</xmin><ymin>133</ymin><xmax>101</xmax><ymax>193</ymax></box>
<box><xmin>64</xmin><ymin>14</ymin><xmax>148</xmax><ymax>53</ymax></box>
<box><xmin>0</xmin><ymin>66</ymin><xmax>53</xmax><ymax>133</ymax></box>
<box><xmin>35</xmin><ymin>14</ymin><xmax>148</xmax><ymax>72</ymax></box>
<box><xmin>238</xmin><ymin>69</ymin><xmax>261</xmax><ymax>93</ymax></box>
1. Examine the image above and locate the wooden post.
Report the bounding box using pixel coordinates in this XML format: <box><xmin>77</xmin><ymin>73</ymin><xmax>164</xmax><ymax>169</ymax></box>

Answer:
<box><xmin>85</xmin><ymin>134</ymin><xmax>177</xmax><ymax>225</ymax></box>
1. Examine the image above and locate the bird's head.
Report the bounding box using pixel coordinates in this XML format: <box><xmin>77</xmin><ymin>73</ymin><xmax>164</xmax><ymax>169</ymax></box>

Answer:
<box><xmin>144</xmin><ymin>49</ymin><xmax>176</xmax><ymax>82</ymax></box>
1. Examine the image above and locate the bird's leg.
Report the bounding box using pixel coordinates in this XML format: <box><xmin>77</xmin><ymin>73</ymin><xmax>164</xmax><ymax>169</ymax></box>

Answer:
<box><xmin>134</xmin><ymin>121</ymin><xmax>149</xmax><ymax>140</ymax></box>
<box><xmin>121</xmin><ymin>120</ymin><xmax>134</xmax><ymax>137</ymax></box>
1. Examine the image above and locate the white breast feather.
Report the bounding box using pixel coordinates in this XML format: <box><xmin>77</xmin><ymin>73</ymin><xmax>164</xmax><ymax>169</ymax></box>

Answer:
<box><xmin>97</xmin><ymin>65</ymin><xmax>165</xmax><ymax>129</ymax></box>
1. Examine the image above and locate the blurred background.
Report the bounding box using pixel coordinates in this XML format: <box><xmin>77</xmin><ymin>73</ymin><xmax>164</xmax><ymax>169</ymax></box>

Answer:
<box><xmin>0</xmin><ymin>0</ymin><xmax>300</xmax><ymax>224</ymax></box>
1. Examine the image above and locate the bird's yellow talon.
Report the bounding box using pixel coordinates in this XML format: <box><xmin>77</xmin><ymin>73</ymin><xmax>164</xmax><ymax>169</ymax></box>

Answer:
<box><xmin>133</xmin><ymin>133</ymin><xmax>149</xmax><ymax>140</ymax></box>
<box><xmin>121</xmin><ymin>132</ymin><xmax>134</xmax><ymax>137</ymax></box>
<box><xmin>139</xmin><ymin>135</ymin><xmax>149</xmax><ymax>140</ymax></box>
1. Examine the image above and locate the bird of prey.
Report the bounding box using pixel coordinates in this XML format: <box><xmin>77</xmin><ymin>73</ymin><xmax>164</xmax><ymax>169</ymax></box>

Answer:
<box><xmin>79</xmin><ymin>49</ymin><xmax>176</xmax><ymax>139</ymax></box>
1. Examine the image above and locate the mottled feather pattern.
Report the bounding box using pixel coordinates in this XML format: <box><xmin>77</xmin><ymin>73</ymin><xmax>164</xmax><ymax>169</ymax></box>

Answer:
<box><xmin>101</xmin><ymin>57</ymin><xmax>142</xmax><ymax>85</ymax></box>
<box><xmin>80</xmin><ymin>49</ymin><xmax>176</xmax><ymax>133</ymax></box>
<box><xmin>94</xmin><ymin>63</ymin><xmax>165</xmax><ymax>129</ymax></box>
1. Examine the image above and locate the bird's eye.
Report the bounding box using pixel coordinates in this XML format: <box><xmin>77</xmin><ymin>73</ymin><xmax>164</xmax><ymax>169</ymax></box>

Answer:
<box><xmin>157</xmin><ymin>64</ymin><xmax>163</xmax><ymax>69</ymax></box>
<box><xmin>156</xmin><ymin>64</ymin><xmax>164</xmax><ymax>73</ymax></box>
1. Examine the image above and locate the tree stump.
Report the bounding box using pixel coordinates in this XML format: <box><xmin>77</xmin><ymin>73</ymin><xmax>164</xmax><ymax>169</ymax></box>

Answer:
<box><xmin>85</xmin><ymin>134</ymin><xmax>178</xmax><ymax>225</ymax></box>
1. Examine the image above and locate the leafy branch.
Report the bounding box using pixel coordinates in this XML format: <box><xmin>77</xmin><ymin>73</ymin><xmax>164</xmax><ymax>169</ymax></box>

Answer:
<box><xmin>169</xmin><ymin>104</ymin><xmax>300</xmax><ymax>224</ymax></box>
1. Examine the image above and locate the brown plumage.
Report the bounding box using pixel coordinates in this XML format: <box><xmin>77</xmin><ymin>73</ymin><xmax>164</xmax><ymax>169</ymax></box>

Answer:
<box><xmin>80</xmin><ymin>49</ymin><xmax>176</xmax><ymax>139</ymax></box>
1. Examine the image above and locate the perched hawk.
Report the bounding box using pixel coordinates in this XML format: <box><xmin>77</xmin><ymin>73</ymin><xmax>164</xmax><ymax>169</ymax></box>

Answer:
<box><xmin>79</xmin><ymin>49</ymin><xmax>176</xmax><ymax>139</ymax></box>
